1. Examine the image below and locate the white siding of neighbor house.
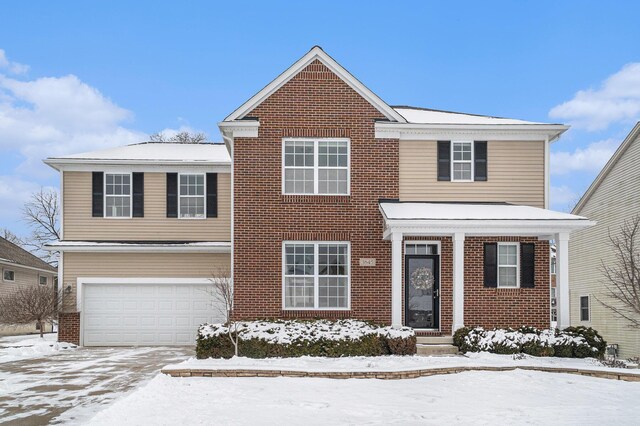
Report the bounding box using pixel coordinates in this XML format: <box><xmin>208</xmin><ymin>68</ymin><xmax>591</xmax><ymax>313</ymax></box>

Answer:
<box><xmin>569</xmin><ymin>130</ymin><xmax>640</xmax><ymax>358</ymax></box>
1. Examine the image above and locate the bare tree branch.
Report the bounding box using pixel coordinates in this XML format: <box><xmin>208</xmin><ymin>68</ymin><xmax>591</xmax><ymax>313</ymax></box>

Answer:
<box><xmin>597</xmin><ymin>215</ymin><xmax>640</xmax><ymax>328</ymax></box>
<box><xmin>208</xmin><ymin>269</ymin><xmax>240</xmax><ymax>356</ymax></box>
<box><xmin>0</xmin><ymin>285</ymin><xmax>61</xmax><ymax>338</ymax></box>
<box><xmin>21</xmin><ymin>188</ymin><xmax>60</xmax><ymax>265</ymax></box>
<box><xmin>149</xmin><ymin>131</ymin><xmax>207</xmax><ymax>144</ymax></box>
<box><xmin>1</xmin><ymin>228</ymin><xmax>24</xmax><ymax>246</ymax></box>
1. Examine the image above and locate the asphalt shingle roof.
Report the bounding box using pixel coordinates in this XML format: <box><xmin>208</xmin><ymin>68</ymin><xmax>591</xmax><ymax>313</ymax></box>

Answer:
<box><xmin>0</xmin><ymin>237</ymin><xmax>56</xmax><ymax>272</ymax></box>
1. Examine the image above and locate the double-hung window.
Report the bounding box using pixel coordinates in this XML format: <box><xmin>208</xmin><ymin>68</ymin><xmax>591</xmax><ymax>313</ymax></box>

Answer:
<box><xmin>105</xmin><ymin>173</ymin><xmax>131</xmax><ymax>218</ymax></box>
<box><xmin>39</xmin><ymin>275</ymin><xmax>48</xmax><ymax>286</ymax></box>
<box><xmin>283</xmin><ymin>242</ymin><xmax>350</xmax><ymax>309</ymax></box>
<box><xmin>179</xmin><ymin>174</ymin><xmax>205</xmax><ymax>218</ymax></box>
<box><xmin>497</xmin><ymin>243</ymin><xmax>519</xmax><ymax>288</ymax></box>
<box><xmin>283</xmin><ymin>139</ymin><xmax>349</xmax><ymax>195</ymax></box>
<box><xmin>452</xmin><ymin>141</ymin><xmax>473</xmax><ymax>181</ymax></box>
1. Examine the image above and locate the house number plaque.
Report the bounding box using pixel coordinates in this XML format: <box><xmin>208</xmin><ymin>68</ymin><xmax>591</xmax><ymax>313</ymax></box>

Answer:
<box><xmin>359</xmin><ymin>258</ymin><xmax>376</xmax><ymax>267</ymax></box>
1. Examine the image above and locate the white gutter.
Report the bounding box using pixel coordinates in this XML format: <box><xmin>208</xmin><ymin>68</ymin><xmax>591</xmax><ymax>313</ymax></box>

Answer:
<box><xmin>375</xmin><ymin>122</ymin><xmax>569</xmax><ymax>141</ymax></box>
<box><xmin>0</xmin><ymin>259</ymin><xmax>57</xmax><ymax>275</ymax></box>
<box><xmin>44</xmin><ymin>242</ymin><xmax>232</xmax><ymax>254</ymax></box>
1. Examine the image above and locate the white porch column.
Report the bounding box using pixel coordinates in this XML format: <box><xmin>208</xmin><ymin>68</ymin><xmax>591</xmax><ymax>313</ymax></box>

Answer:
<box><xmin>452</xmin><ymin>232</ymin><xmax>466</xmax><ymax>332</ymax></box>
<box><xmin>556</xmin><ymin>232</ymin><xmax>571</xmax><ymax>329</ymax></box>
<box><xmin>391</xmin><ymin>232</ymin><xmax>403</xmax><ymax>328</ymax></box>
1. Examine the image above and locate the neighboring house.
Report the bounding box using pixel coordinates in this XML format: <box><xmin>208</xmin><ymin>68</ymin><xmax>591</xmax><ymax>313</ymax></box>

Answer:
<box><xmin>0</xmin><ymin>237</ymin><xmax>57</xmax><ymax>336</ymax></box>
<box><xmin>569</xmin><ymin>122</ymin><xmax>640</xmax><ymax>359</ymax></box>
<box><xmin>45</xmin><ymin>46</ymin><xmax>593</xmax><ymax>347</ymax></box>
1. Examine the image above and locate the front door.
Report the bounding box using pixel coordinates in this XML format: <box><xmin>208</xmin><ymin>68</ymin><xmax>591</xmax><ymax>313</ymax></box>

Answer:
<box><xmin>405</xmin><ymin>255</ymin><xmax>439</xmax><ymax>329</ymax></box>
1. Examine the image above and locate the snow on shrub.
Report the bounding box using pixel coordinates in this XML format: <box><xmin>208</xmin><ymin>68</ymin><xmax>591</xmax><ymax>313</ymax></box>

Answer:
<box><xmin>453</xmin><ymin>326</ymin><xmax>606</xmax><ymax>358</ymax></box>
<box><xmin>196</xmin><ymin>319</ymin><xmax>416</xmax><ymax>359</ymax></box>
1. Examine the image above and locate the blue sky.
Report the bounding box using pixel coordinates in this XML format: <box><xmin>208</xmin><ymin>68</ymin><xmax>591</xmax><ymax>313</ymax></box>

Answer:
<box><xmin>1</xmin><ymin>1</ymin><xmax>639</xmax><ymax>236</ymax></box>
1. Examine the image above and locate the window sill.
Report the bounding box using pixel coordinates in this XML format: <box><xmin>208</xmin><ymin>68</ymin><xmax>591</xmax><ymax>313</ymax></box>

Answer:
<box><xmin>281</xmin><ymin>194</ymin><xmax>351</xmax><ymax>204</ymax></box>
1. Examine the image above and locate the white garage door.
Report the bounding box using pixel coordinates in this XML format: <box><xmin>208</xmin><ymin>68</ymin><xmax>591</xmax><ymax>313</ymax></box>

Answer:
<box><xmin>82</xmin><ymin>281</ymin><xmax>224</xmax><ymax>346</ymax></box>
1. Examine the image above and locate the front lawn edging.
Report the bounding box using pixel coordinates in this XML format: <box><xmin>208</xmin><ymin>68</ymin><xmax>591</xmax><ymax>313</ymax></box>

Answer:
<box><xmin>161</xmin><ymin>365</ymin><xmax>640</xmax><ymax>382</ymax></box>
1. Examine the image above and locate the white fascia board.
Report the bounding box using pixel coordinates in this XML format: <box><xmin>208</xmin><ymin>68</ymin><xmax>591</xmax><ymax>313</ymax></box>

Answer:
<box><xmin>0</xmin><ymin>259</ymin><xmax>56</xmax><ymax>275</ymax></box>
<box><xmin>45</xmin><ymin>242</ymin><xmax>231</xmax><ymax>254</ymax></box>
<box><xmin>223</xmin><ymin>46</ymin><xmax>405</xmax><ymax>123</ymax></box>
<box><xmin>218</xmin><ymin>121</ymin><xmax>260</xmax><ymax>138</ymax></box>
<box><xmin>382</xmin><ymin>219</ymin><xmax>596</xmax><ymax>239</ymax></box>
<box><xmin>43</xmin><ymin>160</ymin><xmax>231</xmax><ymax>173</ymax></box>
<box><xmin>375</xmin><ymin>122</ymin><xmax>569</xmax><ymax>141</ymax></box>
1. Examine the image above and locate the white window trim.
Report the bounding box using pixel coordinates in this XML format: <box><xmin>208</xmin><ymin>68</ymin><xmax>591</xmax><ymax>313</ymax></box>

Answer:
<box><xmin>39</xmin><ymin>275</ymin><xmax>48</xmax><ymax>286</ymax></box>
<box><xmin>3</xmin><ymin>268</ymin><xmax>15</xmax><ymax>282</ymax></box>
<box><xmin>451</xmin><ymin>141</ymin><xmax>474</xmax><ymax>182</ymax></box>
<box><xmin>404</xmin><ymin>241</ymin><xmax>441</xmax><ymax>256</ymax></box>
<box><xmin>178</xmin><ymin>173</ymin><xmax>207</xmax><ymax>220</ymax></box>
<box><xmin>282</xmin><ymin>241</ymin><xmax>351</xmax><ymax>310</ymax></box>
<box><xmin>104</xmin><ymin>172</ymin><xmax>133</xmax><ymax>219</ymax></box>
<box><xmin>282</xmin><ymin>138</ymin><xmax>351</xmax><ymax>196</ymax></box>
<box><xmin>579</xmin><ymin>294</ymin><xmax>591</xmax><ymax>322</ymax></box>
<box><xmin>497</xmin><ymin>242</ymin><xmax>520</xmax><ymax>288</ymax></box>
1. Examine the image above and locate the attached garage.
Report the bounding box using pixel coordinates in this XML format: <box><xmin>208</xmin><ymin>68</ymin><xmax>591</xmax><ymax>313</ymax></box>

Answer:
<box><xmin>80</xmin><ymin>278</ymin><xmax>225</xmax><ymax>346</ymax></box>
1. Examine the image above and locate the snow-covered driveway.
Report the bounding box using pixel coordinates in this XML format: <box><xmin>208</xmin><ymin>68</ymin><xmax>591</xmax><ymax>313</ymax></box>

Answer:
<box><xmin>0</xmin><ymin>335</ymin><xmax>193</xmax><ymax>424</ymax></box>
<box><xmin>87</xmin><ymin>369</ymin><xmax>640</xmax><ymax>425</ymax></box>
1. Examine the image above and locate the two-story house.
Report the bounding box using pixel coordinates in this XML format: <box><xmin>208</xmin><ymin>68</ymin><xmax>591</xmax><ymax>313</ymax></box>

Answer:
<box><xmin>46</xmin><ymin>47</ymin><xmax>593</xmax><ymax>346</ymax></box>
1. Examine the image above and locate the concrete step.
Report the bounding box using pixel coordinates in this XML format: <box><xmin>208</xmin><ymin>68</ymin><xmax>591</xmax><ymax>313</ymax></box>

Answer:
<box><xmin>416</xmin><ymin>336</ymin><xmax>454</xmax><ymax>345</ymax></box>
<box><xmin>416</xmin><ymin>344</ymin><xmax>459</xmax><ymax>356</ymax></box>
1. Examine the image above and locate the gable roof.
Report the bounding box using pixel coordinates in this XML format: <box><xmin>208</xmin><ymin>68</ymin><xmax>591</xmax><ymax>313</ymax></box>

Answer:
<box><xmin>573</xmin><ymin>122</ymin><xmax>640</xmax><ymax>214</ymax></box>
<box><xmin>392</xmin><ymin>106</ymin><xmax>550</xmax><ymax>125</ymax></box>
<box><xmin>44</xmin><ymin>142</ymin><xmax>230</xmax><ymax>170</ymax></box>
<box><xmin>0</xmin><ymin>237</ymin><xmax>56</xmax><ymax>272</ymax></box>
<box><xmin>223</xmin><ymin>46</ymin><xmax>407</xmax><ymax>123</ymax></box>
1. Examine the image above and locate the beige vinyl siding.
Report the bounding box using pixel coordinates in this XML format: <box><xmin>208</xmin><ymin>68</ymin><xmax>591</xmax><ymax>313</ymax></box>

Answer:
<box><xmin>570</xmin><ymin>131</ymin><xmax>640</xmax><ymax>358</ymax></box>
<box><xmin>399</xmin><ymin>140</ymin><xmax>545</xmax><ymax>208</ymax></box>
<box><xmin>61</xmin><ymin>252</ymin><xmax>230</xmax><ymax>311</ymax></box>
<box><xmin>0</xmin><ymin>263</ymin><xmax>56</xmax><ymax>297</ymax></box>
<box><xmin>63</xmin><ymin>172</ymin><xmax>231</xmax><ymax>241</ymax></box>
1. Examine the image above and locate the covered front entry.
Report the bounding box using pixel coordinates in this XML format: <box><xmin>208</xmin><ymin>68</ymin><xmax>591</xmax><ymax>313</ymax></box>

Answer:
<box><xmin>405</xmin><ymin>243</ymin><xmax>440</xmax><ymax>329</ymax></box>
<box><xmin>381</xmin><ymin>201</ymin><xmax>594</xmax><ymax>332</ymax></box>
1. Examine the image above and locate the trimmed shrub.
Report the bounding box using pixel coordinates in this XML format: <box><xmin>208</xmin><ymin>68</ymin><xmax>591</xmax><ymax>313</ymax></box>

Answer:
<box><xmin>196</xmin><ymin>319</ymin><xmax>416</xmax><ymax>359</ymax></box>
<box><xmin>454</xmin><ymin>326</ymin><xmax>606</xmax><ymax>359</ymax></box>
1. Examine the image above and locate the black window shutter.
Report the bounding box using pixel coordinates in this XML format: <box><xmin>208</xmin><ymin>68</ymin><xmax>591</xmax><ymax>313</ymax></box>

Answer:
<box><xmin>437</xmin><ymin>141</ymin><xmax>451</xmax><ymax>181</ymax></box>
<box><xmin>520</xmin><ymin>243</ymin><xmax>536</xmax><ymax>288</ymax></box>
<box><xmin>484</xmin><ymin>243</ymin><xmax>498</xmax><ymax>288</ymax></box>
<box><xmin>92</xmin><ymin>172</ymin><xmax>104</xmax><ymax>217</ymax></box>
<box><xmin>166</xmin><ymin>173</ymin><xmax>178</xmax><ymax>218</ymax></box>
<box><xmin>132</xmin><ymin>172</ymin><xmax>144</xmax><ymax>217</ymax></box>
<box><xmin>206</xmin><ymin>173</ymin><xmax>218</xmax><ymax>218</ymax></box>
<box><xmin>474</xmin><ymin>141</ymin><xmax>487</xmax><ymax>181</ymax></box>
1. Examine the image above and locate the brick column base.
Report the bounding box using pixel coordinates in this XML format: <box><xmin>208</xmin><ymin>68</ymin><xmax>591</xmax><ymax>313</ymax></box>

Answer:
<box><xmin>58</xmin><ymin>312</ymin><xmax>80</xmax><ymax>345</ymax></box>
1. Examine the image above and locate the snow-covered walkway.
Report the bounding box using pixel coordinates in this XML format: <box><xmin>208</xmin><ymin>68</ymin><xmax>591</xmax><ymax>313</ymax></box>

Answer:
<box><xmin>87</xmin><ymin>369</ymin><xmax>640</xmax><ymax>425</ymax></box>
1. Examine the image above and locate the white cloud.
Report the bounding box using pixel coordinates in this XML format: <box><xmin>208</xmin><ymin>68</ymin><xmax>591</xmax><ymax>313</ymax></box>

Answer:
<box><xmin>550</xmin><ymin>185</ymin><xmax>580</xmax><ymax>212</ymax></box>
<box><xmin>0</xmin><ymin>49</ymin><xmax>29</xmax><ymax>75</ymax></box>
<box><xmin>549</xmin><ymin>63</ymin><xmax>640</xmax><ymax>130</ymax></box>
<box><xmin>550</xmin><ymin>138</ymin><xmax>618</xmax><ymax>175</ymax></box>
<box><xmin>0</xmin><ymin>72</ymin><xmax>146</xmax><ymax>178</ymax></box>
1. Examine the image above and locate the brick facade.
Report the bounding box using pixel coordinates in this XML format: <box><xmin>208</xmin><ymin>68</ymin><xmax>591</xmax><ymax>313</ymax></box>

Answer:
<box><xmin>463</xmin><ymin>237</ymin><xmax>550</xmax><ymax>329</ymax></box>
<box><xmin>233</xmin><ymin>59</ymin><xmax>399</xmax><ymax>323</ymax></box>
<box><xmin>58</xmin><ymin>312</ymin><xmax>80</xmax><ymax>345</ymax></box>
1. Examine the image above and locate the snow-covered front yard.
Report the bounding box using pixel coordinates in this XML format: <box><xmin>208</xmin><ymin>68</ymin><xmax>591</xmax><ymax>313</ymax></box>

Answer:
<box><xmin>87</xmin><ymin>368</ymin><xmax>640</xmax><ymax>425</ymax></box>
<box><xmin>0</xmin><ymin>333</ymin><xmax>75</xmax><ymax>364</ymax></box>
